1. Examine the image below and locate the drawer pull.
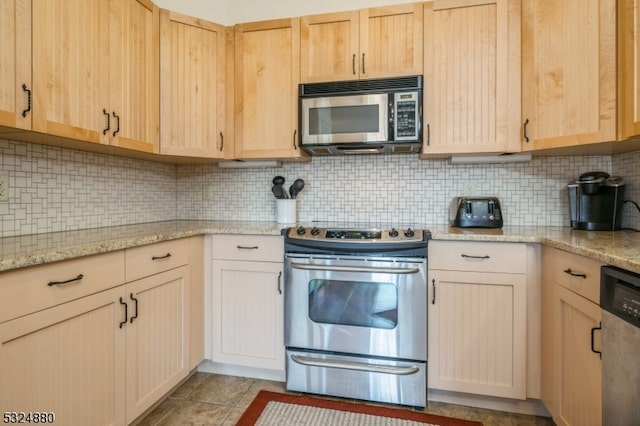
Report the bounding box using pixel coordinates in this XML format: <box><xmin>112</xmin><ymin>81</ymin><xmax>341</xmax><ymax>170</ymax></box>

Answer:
<box><xmin>119</xmin><ymin>297</ymin><xmax>128</xmax><ymax>329</ymax></box>
<box><xmin>129</xmin><ymin>293</ymin><xmax>138</xmax><ymax>324</ymax></box>
<box><xmin>237</xmin><ymin>245</ymin><xmax>259</xmax><ymax>250</ymax></box>
<box><xmin>432</xmin><ymin>278</ymin><xmax>436</xmax><ymax>305</ymax></box>
<box><xmin>591</xmin><ymin>323</ymin><xmax>602</xmax><ymax>359</ymax></box>
<box><xmin>152</xmin><ymin>253</ymin><xmax>172</xmax><ymax>260</ymax></box>
<box><xmin>47</xmin><ymin>274</ymin><xmax>84</xmax><ymax>287</ymax></box>
<box><xmin>461</xmin><ymin>254</ymin><xmax>490</xmax><ymax>260</ymax></box>
<box><xmin>563</xmin><ymin>268</ymin><xmax>587</xmax><ymax>279</ymax></box>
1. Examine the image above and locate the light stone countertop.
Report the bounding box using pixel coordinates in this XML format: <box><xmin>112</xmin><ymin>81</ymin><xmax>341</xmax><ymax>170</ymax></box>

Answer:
<box><xmin>1</xmin><ymin>220</ymin><xmax>639</xmax><ymax>275</ymax></box>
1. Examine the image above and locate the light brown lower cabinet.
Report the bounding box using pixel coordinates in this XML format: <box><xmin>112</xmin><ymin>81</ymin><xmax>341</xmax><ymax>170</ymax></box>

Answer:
<box><xmin>0</xmin><ymin>237</ymin><xmax>202</xmax><ymax>426</ymax></box>
<box><xmin>0</xmin><ymin>286</ymin><xmax>127</xmax><ymax>425</ymax></box>
<box><xmin>541</xmin><ymin>246</ymin><xmax>602</xmax><ymax>426</ymax></box>
<box><xmin>428</xmin><ymin>241</ymin><xmax>529</xmax><ymax>400</ymax></box>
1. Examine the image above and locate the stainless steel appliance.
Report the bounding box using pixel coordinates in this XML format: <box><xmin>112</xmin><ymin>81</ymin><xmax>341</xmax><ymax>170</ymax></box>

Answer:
<box><xmin>298</xmin><ymin>76</ymin><xmax>423</xmax><ymax>155</ymax></box>
<box><xmin>600</xmin><ymin>266</ymin><xmax>640</xmax><ymax>425</ymax></box>
<box><xmin>449</xmin><ymin>196</ymin><xmax>503</xmax><ymax>228</ymax></box>
<box><xmin>283</xmin><ymin>226</ymin><xmax>429</xmax><ymax>407</ymax></box>
<box><xmin>568</xmin><ymin>171</ymin><xmax>625</xmax><ymax>230</ymax></box>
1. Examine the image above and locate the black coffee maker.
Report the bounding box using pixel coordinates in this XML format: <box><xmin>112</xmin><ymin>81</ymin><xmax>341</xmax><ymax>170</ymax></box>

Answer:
<box><xmin>568</xmin><ymin>171</ymin><xmax>625</xmax><ymax>231</ymax></box>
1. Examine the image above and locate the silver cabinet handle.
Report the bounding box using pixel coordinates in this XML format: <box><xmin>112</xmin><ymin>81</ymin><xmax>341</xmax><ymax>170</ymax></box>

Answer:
<box><xmin>237</xmin><ymin>245</ymin><xmax>259</xmax><ymax>250</ymax></box>
<box><xmin>291</xmin><ymin>263</ymin><xmax>419</xmax><ymax>274</ymax></box>
<box><xmin>291</xmin><ymin>354</ymin><xmax>420</xmax><ymax>376</ymax></box>
<box><xmin>277</xmin><ymin>271</ymin><xmax>282</xmax><ymax>294</ymax></box>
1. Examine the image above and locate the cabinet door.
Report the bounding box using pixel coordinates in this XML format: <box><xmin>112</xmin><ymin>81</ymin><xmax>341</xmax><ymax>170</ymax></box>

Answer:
<box><xmin>555</xmin><ymin>285</ymin><xmax>602</xmax><ymax>426</ymax></box>
<box><xmin>125</xmin><ymin>266</ymin><xmax>189</xmax><ymax>423</ymax></box>
<box><xmin>0</xmin><ymin>0</ymin><xmax>31</xmax><ymax>132</ymax></box>
<box><xmin>0</xmin><ymin>286</ymin><xmax>126</xmax><ymax>426</ymax></box>
<box><xmin>159</xmin><ymin>10</ymin><xmax>226</xmax><ymax>158</ymax></box>
<box><xmin>423</xmin><ymin>0</ymin><xmax>520</xmax><ymax>155</ymax></box>
<box><xmin>428</xmin><ymin>270</ymin><xmax>527</xmax><ymax>399</ymax></box>
<box><xmin>618</xmin><ymin>0</ymin><xmax>640</xmax><ymax>140</ymax></box>
<box><xmin>300</xmin><ymin>11</ymin><xmax>360</xmax><ymax>83</ymax></box>
<box><xmin>359</xmin><ymin>3</ymin><xmax>423</xmax><ymax>79</ymax></box>
<box><xmin>109</xmin><ymin>0</ymin><xmax>159</xmax><ymax>154</ymax></box>
<box><xmin>521</xmin><ymin>0</ymin><xmax>616</xmax><ymax>150</ymax></box>
<box><xmin>234</xmin><ymin>19</ymin><xmax>305</xmax><ymax>160</ymax></box>
<box><xmin>211</xmin><ymin>259</ymin><xmax>284</xmax><ymax>371</ymax></box>
<box><xmin>31</xmin><ymin>0</ymin><xmax>109</xmax><ymax>144</ymax></box>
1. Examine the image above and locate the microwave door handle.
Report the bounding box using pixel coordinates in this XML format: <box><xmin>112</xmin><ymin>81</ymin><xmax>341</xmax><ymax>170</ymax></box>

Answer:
<box><xmin>290</xmin><ymin>263</ymin><xmax>420</xmax><ymax>274</ymax></box>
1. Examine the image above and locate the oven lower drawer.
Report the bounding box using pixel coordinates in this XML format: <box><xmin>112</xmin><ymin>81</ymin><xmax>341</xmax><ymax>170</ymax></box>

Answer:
<box><xmin>285</xmin><ymin>349</ymin><xmax>426</xmax><ymax>407</ymax></box>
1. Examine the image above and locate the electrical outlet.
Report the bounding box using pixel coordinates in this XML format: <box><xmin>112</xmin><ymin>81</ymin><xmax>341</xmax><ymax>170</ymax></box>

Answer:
<box><xmin>0</xmin><ymin>175</ymin><xmax>8</xmax><ymax>202</ymax></box>
<box><xmin>463</xmin><ymin>182</ymin><xmax>475</xmax><ymax>196</ymax></box>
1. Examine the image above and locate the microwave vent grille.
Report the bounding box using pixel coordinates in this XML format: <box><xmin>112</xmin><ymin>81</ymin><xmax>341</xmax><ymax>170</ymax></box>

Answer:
<box><xmin>300</xmin><ymin>75</ymin><xmax>422</xmax><ymax>96</ymax></box>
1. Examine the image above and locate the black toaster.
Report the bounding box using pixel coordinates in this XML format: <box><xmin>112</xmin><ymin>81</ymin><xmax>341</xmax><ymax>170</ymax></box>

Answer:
<box><xmin>450</xmin><ymin>196</ymin><xmax>503</xmax><ymax>228</ymax></box>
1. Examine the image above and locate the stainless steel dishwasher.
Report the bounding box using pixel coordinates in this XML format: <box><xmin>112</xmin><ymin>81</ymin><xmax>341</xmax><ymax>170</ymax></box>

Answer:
<box><xmin>600</xmin><ymin>265</ymin><xmax>640</xmax><ymax>425</ymax></box>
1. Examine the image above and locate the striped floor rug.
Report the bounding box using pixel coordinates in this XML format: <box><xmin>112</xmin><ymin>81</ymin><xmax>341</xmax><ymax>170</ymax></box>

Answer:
<box><xmin>236</xmin><ymin>391</ymin><xmax>482</xmax><ymax>426</ymax></box>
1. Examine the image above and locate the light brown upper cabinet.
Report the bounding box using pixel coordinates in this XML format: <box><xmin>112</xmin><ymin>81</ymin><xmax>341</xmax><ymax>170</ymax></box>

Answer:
<box><xmin>0</xmin><ymin>0</ymin><xmax>31</xmax><ymax>133</ymax></box>
<box><xmin>31</xmin><ymin>0</ymin><xmax>159</xmax><ymax>154</ymax></box>
<box><xmin>521</xmin><ymin>0</ymin><xmax>616</xmax><ymax>151</ymax></box>
<box><xmin>159</xmin><ymin>10</ymin><xmax>228</xmax><ymax>159</ymax></box>
<box><xmin>422</xmin><ymin>0</ymin><xmax>521</xmax><ymax>156</ymax></box>
<box><xmin>234</xmin><ymin>18</ymin><xmax>307</xmax><ymax>160</ymax></box>
<box><xmin>300</xmin><ymin>3</ymin><xmax>424</xmax><ymax>83</ymax></box>
<box><xmin>618</xmin><ymin>0</ymin><xmax>640</xmax><ymax>140</ymax></box>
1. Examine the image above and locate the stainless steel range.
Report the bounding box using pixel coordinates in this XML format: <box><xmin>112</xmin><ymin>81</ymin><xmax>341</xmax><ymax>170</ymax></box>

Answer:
<box><xmin>283</xmin><ymin>226</ymin><xmax>430</xmax><ymax>407</ymax></box>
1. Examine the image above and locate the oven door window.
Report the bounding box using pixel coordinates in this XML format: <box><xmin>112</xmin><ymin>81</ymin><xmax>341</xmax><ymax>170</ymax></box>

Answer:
<box><xmin>308</xmin><ymin>279</ymin><xmax>397</xmax><ymax>329</ymax></box>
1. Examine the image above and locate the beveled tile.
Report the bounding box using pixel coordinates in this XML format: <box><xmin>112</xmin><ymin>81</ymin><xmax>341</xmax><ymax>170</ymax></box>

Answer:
<box><xmin>170</xmin><ymin>372</ymin><xmax>211</xmax><ymax>399</ymax></box>
<box><xmin>237</xmin><ymin>379</ymin><xmax>288</xmax><ymax>408</ymax></box>
<box><xmin>156</xmin><ymin>400</ymin><xmax>232</xmax><ymax>426</ymax></box>
<box><xmin>135</xmin><ymin>397</ymin><xmax>180</xmax><ymax>426</ymax></box>
<box><xmin>140</xmin><ymin>373</ymin><xmax>556</xmax><ymax>426</ymax></box>
<box><xmin>186</xmin><ymin>373</ymin><xmax>253</xmax><ymax>406</ymax></box>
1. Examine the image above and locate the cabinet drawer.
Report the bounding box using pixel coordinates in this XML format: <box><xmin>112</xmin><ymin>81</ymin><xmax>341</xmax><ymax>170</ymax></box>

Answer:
<box><xmin>429</xmin><ymin>241</ymin><xmax>527</xmax><ymax>273</ymax></box>
<box><xmin>125</xmin><ymin>238</ymin><xmax>189</xmax><ymax>282</ymax></box>
<box><xmin>0</xmin><ymin>250</ymin><xmax>125</xmax><ymax>323</ymax></box>
<box><xmin>211</xmin><ymin>234</ymin><xmax>283</xmax><ymax>262</ymax></box>
<box><xmin>552</xmin><ymin>249</ymin><xmax>602</xmax><ymax>304</ymax></box>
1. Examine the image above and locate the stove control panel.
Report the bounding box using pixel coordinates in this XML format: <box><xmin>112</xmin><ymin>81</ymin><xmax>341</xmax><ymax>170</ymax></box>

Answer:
<box><xmin>288</xmin><ymin>227</ymin><xmax>425</xmax><ymax>242</ymax></box>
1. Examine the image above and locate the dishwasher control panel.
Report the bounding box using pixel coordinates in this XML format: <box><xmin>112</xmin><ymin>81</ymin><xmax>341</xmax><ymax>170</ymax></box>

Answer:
<box><xmin>602</xmin><ymin>265</ymin><xmax>640</xmax><ymax>327</ymax></box>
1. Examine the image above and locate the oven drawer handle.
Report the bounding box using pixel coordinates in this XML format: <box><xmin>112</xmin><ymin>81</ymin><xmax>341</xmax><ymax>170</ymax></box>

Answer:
<box><xmin>290</xmin><ymin>354</ymin><xmax>420</xmax><ymax>376</ymax></box>
<box><xmin>290</xmin><ymin>263</ymin><xmax>420</xmax><ymax>274</ymax></box>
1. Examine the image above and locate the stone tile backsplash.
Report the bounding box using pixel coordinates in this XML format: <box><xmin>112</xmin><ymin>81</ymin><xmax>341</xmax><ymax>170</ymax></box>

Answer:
<box><xmin>1</xmin><ymin>138</ymin><xmax>639</xmax><ymax>238</ymax></box>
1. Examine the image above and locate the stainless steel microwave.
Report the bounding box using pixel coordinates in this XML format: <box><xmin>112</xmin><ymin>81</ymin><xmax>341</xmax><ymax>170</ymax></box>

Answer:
<box><xmin>298</xmin><ymin>76</ymin><xmax>423</xmax><ymax>155</ymax></box>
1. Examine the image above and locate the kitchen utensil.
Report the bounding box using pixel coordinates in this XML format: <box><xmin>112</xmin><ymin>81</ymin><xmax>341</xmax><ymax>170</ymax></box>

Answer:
<box><xmin>272</xmin><ymin>184</ymin><xmax>287</xmax><ymax>199</ymax></box>
<box><xmin>272</xmin><ymin>176</ymin><xmax>288</xmax><ymax>199</ymax></box>
<box><xmin>289</xmin><ymin>179</ymin><xmax>305</xmax><ymax>199</ymax></box>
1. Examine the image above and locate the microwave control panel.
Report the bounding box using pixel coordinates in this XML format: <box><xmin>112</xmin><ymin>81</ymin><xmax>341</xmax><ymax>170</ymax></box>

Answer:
<box><xmin>393</xmin><ymin>92</ymin><xmax>419</xmax><ymax>141</ymax></box>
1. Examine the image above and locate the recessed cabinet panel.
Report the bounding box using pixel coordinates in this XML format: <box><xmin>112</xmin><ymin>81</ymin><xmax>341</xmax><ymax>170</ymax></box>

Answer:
<box><xmin>31</xmin><ymin>0</ymin><xmax>109</xmax><ymax>144</ymax></box>
<box><xmin>521</xmin><ymin>0</ymin><xmax>616</xmax><ymax>150</ymax></box>
<box><xmin>618</xmin><ymin>0</ymin><xmax>640</xmax><ymax>140</ymax></box>
<box><xmin>0</xmin><ymin>0</ymin><xmax>31</xmax><ymax>132</ymax></box>
<box><xmin>300</xmin><ymin>3</ymin><xmax>423</xmax><ymax>83</ymax></box>
<box><xmin>160</xmin><ymin>10</ymin><xmax>227</xmax><ymax>158</ymax></box>
<box><xmin>423</xmin><ymin>0</ymin><xmax>520</xmax><ymax>155</ymax></box>
<box><xmin>0</xmin><ymin>286</ymin><xmax>126</xmax><ymax>425</ymax></box>
<box><xmin>109</xmin><ymin>0</ymin><xmax>159</xmax><ymax>153</ymax></box>
<box><xmin>234</xmin><ymin>19</ymin><xmax>304</xmax><ymax>160</ymax></box>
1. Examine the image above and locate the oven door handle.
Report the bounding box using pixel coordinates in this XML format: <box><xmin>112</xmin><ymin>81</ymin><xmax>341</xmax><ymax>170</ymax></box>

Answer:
<box><xmin>290</xmin><ymin>263</ymin><xmax>420</xmax><ymax>274</ymax></box>
<box><xmin>290</xmin><ymin>354</ymin><xmax>420</xmax><ymax>376</ymax></box>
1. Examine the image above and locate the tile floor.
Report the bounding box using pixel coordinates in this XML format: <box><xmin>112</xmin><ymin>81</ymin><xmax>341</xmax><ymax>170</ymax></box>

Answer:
<box><xmin>137</xmin><ymin>372</ymin><xmax>556</xmax><ymax>426</ymax></box>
